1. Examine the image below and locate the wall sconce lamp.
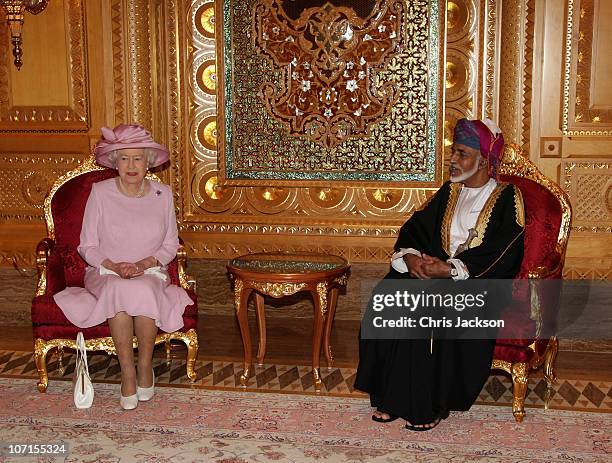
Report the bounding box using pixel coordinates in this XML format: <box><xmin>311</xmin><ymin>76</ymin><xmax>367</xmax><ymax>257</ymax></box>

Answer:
<box><xmin>1</xmin><ymin>0</ymin><xmax>49</xmax><ymax>70</ymax></box>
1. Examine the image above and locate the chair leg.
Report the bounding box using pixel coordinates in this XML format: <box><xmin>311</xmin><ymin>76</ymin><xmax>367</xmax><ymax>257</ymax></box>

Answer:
<box><xmin>543</xmin><ymin>336</ymin><xmax>558</xmax><ymax>385</ymax></box>
<box><xmin>543</xmin><ymin>337</ymin><xmax>558</xmax><ymax>409</ymax></box>
<box><xmin>183</xmin><ymin>329</ymin><xmax>199</xmax><ymax>382</ymax></box>
<box><xmin>165</xmin><ymin>340</ymin><xmax>172</xmax><ymax>360</ymax></box>
<box><xmin>57</xmin><ymin>346</ymin><xmax>65</xmax><ymax>375</ymax></box>
<box><xmin>34</xmin><ymin>338</ymin><xmax>53</xmax><ymax>393</ymax></box>
<box><xmin>510</xmin><ymin>362</ymin><xmax>528</xmax><ymax>422</ymax></box>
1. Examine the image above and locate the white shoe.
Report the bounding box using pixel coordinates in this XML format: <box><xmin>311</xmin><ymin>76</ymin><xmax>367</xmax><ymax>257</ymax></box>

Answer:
<box><xmin>120</xmin><ymin>392</ymin><xmax>138</xmax><ymax>410</ymax></box>
<box><xmin>137</xmin><ymin>368</ymin><xmax>155</xmax><ymax>401</ymax></box>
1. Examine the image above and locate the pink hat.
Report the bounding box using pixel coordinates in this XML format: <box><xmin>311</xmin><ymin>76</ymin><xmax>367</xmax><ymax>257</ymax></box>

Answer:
<box><xmin>93</xmin><ymin>124</ymin><xmax>169</xmax><ymax>168</ymax></box>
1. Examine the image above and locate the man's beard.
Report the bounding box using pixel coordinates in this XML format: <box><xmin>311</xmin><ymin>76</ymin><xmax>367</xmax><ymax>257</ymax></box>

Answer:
<box><xmin>450</xmin><ymin>158</ymin><xmax>480</xmax><ymax>183</ymax></box>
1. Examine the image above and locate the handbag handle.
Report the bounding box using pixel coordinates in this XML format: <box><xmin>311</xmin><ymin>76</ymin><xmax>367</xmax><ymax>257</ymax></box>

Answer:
<box><xmin>76</xmin><ymin>332</ymin><xmax>89</xmax><ymax>376</ymax></box>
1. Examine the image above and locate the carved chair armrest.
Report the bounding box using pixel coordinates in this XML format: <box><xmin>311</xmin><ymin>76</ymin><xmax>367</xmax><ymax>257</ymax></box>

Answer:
<box><xmin>35</xmin><ymin>238</ymin><xmax>55</xmax><ymax>296</ymax></box>
<box><xmin>527</xmin><ymin>252</ymin><xmax>562</xmax><ymax>280</ymax></box>
<box><xmin>177</xmin><ymin>237</ymin><xmax>196</xmax><ymax>292</ymax></box>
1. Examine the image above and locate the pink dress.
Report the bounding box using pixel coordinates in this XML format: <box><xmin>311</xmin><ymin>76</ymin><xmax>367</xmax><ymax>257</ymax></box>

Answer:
<box><xmin>54</xmin><ymin>178</ymin><xmax>194</xmax><ymax>333</ymax></box>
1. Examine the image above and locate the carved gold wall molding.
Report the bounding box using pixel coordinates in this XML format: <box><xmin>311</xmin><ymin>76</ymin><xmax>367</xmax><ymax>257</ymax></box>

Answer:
<box><xmin>180</xmin><ymin>234</ymin><xmax>396</xmax><ymax>263</ymax></box>
<box><xmin>0</xmin><ymin>0</ymin><xmax>89</xmax><ymax>132</ymax></box>
<box><xmin>125</xmin><ymin>0</ymin><xmax>153</xmax><ymax>131</ymax></box>
<box><xmin>0</xmin><ymin>154</ymin><xmax>83</xmax><ymax>222</ymax></box>
<box><xmin>563</xmin><ymin>159</ymin><xmax>612</xmax><ymax>233</ymax></box>
<box><xmin>562</xmin><ymin>0</ymin><xmax>612</xmax><ymax>136</ymax></box>
<box><xmin>110</xmin><ymin>0</ymin><xmax>127</xmax><ymax>125</ymax></box>
<box><xmin>498</xmin><ymin>0</ymin><xmax>535</xmax><ymax>148</ymax></box>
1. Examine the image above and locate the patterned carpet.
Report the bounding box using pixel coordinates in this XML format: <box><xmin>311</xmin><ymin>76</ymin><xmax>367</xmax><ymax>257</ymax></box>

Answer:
<box><xmin>0</xmin><ymin>377</ymin><xmax>610</xmax><ymax>462</ymax></box>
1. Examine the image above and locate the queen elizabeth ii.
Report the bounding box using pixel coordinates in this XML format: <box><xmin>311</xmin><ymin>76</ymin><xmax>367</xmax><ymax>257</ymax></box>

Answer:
<box><xmin>54</xmin><ymin>124</ymin><xmax>193</xmax><ymax>410</ymax></box>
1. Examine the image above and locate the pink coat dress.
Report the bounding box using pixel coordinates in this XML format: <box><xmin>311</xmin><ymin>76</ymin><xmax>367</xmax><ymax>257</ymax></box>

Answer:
<box><xmin>54</xmin><ymin>178</ymin><xmax>194</xmax><ymax>333</ymax></box>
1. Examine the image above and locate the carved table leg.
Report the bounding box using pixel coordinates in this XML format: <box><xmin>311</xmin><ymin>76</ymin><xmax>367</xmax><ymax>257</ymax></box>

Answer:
<box><xmin>323</xmin><ymin>286</ymin><xmax>339</xmax><ymax>369</ymax></box>
<box><xmin>312</xmin><ymin>282</ymin><xmax>328</xmax><ymax>392</ymax></box>
<box><xmin>234</xmin><ymin>279</ymin><xmax>253</xmax><ymax>387</ymax></box>
<box><xmin>254</xmin><ymin>292</ymin><xmax>266</xmax><ymax>366</ymax></box>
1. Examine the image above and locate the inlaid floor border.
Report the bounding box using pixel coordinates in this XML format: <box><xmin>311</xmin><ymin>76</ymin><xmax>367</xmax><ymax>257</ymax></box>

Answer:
<box><xmin>1</xmin><ymin>349</ymin><xmax>610</xmax><ymax>413</ymax></box>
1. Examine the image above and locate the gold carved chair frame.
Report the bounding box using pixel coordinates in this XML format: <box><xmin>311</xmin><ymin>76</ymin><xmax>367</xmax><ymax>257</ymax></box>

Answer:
<box><xmin>492</xmin><ymin>144</ymin><xmax>572</xmax><ymax>422</ymax></box>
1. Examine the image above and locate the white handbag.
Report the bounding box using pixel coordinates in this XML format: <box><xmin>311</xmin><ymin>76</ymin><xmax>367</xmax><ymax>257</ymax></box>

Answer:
<box><xmin>73</xmin><ymin>332</ymin><xmax>94</xmax><ymax>409</ymax></box>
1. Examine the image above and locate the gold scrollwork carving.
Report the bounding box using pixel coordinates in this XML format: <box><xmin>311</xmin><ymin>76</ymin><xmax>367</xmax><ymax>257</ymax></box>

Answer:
<box><xmin>316</xmin><ymin>281</ymin><xmax>328</xmax><ymax>316</ymax></box>
<box><xmin>249</xmin><ymin>281</ymin><xmax>307</xmax><ymax>298</ymax></box>
<box><xmin>234</xmin><ymin>278</ymin><xmax>244</xmax><ymax>314</ymax></box>
<box><xmin>564</xmin><ymin>161</ymin><xmax>611</xmax><ymax>227</ymax></box>
<box><xmin>111</xmin><ymin>0</ymin><xmax>126</xmax><ymax>124</ymax></box>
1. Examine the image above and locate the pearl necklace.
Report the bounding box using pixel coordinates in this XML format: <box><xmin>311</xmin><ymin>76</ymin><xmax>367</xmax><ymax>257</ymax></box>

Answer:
<box><xmin>118</xmin><ymin>177</ymin><xmax>146</xmax><ymax>198</ymax></box>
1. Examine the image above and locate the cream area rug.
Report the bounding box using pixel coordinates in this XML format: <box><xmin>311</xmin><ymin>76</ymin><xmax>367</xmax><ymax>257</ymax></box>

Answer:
<box><xmin>0</xmin><ymin>378</ymin><xmax>610</xmax><ymax>462</ymax></box>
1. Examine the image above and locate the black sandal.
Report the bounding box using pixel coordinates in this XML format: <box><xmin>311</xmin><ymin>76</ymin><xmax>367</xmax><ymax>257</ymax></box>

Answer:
<box><xmin>371</xmin><ymin>412</ymin><xmax>399</xmax><ymax>423</ymax></box>
<box><xmin>405</xmin><ymin>411</ymin><xmax>448</xmax><ymax>431</ymax></box>
<box><xmin>405</xmin><ymin>417</ymin><xmax>441</xmax><ymax>431</ymax></box>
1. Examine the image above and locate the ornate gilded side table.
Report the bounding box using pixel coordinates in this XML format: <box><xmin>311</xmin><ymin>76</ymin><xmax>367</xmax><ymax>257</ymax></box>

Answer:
<box><xmin>227</xmin><ymin>252</ymin><xmax>350</xmax><ymax>392</ymax></box>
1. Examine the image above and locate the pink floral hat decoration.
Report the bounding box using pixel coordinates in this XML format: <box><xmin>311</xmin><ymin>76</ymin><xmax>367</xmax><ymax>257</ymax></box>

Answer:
<box><xmin>93</xmin><ymin>124</ymin><xmax>169</xmax><ymax>168</ymax></box>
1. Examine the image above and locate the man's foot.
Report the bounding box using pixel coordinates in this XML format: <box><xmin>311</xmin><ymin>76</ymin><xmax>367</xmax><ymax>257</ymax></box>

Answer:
<box><xmin>371</xmin><ymin>410</ymin><xmax>399</xmax><ymax>423</ymax></box>
<box><xmin>405</xmin><ymin>417</ymin><xmax>442</xmax><ymax>431</ymax></box>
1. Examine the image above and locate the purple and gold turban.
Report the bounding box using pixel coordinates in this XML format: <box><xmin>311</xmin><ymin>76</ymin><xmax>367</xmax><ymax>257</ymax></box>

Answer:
<box><xmin>453</xmin><ymin>118</ymin><xmax>504</xmax><ymax>179</ymax></box>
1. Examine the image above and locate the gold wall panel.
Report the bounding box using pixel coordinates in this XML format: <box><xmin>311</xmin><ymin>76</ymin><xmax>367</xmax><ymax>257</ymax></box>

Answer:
<box><xmin>0</xmin><ymin>0</ymin><xmax>89</xmax><ymax>131</ymax></box>
<box><xmin>563</xmin><ymin>160</ymin><xmax>612</xmax><ymax>233</ymax></box>
<box><xmin>0</xmin><ymin>154</ymin><xmax>83</xmax><ymax>222</ymax></box>
<box><xmin>498</xmin><ymin>0</ymin><xmax>535</xmax><ymax>148</ymax></box>
<box><xmin>562</xmin><ymin>0</ymin><xmax>612</xmax><ymax>135</ymax></box>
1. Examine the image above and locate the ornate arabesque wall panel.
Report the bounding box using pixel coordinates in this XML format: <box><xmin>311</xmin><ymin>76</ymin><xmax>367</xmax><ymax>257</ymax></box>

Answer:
<box><xmin>217</xmin><ymin>0</ymin><xmax>443</xmax><ymax>185</ymax></box>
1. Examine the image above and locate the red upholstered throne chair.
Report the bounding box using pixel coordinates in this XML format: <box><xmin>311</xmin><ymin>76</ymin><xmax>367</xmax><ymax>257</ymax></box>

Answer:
<box><xmin>492</xmin><ymin>144</ymin><xmax>572</xmax><ymax>421</ymax></box>
<box><xmin>31</xmin><ymin>157</ymin><xmax>199</xmax><ymax>392</ymax></box>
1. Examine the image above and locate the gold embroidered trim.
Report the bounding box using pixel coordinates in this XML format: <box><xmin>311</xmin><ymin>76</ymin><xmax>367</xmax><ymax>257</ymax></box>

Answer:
<box><xmin>470</xmin><ymin>183</ymin><xmax>509</xmax><ymax>249</ymax></box>
<box><xmin>513</xmin><ymin>186</ymin><xmax>525</xmax><ymax>228</ymax></box>
<box><xmin>441</xmin><ymin>183</ymin><xmax>462</xmax><ymax>256</ymax></box>
<box><xmin>416</xmin><ymin>194</ymin><xmax>434</xmax><ymax>212</ymax></box>
<box><xmin>475</xmin><ymin>229</ymin><xmax>524</xmax><ymax>277</ymax></box>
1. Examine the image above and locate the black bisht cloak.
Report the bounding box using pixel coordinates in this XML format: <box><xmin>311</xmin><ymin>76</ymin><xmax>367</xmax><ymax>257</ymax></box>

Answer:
<box><xmin>355</xmin><ymin>181</ymin><xmax>525</xmax><ymax>424</ymax></box>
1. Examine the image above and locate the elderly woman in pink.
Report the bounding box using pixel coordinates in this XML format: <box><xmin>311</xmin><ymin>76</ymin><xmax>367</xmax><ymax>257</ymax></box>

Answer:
<box><xmin>54</xmin><ymin>124</ymin><xmax>193</xmax><ymax>410</ymax></box>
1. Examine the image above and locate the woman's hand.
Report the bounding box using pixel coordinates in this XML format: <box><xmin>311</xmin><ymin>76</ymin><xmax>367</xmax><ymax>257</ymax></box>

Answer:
<box><xmin>133</xmin><ymin>256</ymin><xmax>158</xmax><ymax>277</ymax></box>
<box><xmin>115</xmin><ymin>262</ymin><xmax>140</xmax><ymax>279</ymax></box>
<box><xmin>102</xmin><ymin>259</ymin><xmax>139</xmax><ymax>279</ymax></box>
<box><xmin>404</xmin><ymin>253</ymin><xmax>430</xmax><ymax>279</ymax></box>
